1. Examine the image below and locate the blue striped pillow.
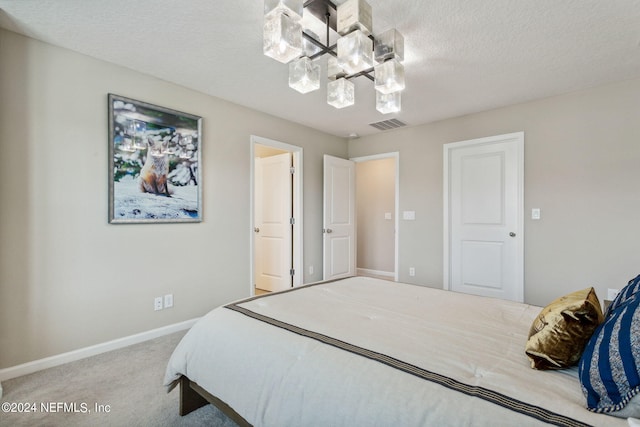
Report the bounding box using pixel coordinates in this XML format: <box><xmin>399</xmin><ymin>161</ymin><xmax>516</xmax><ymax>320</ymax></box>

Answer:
<box><xmin>578</xmin><ymin>289</ymin><xmax>640</xmax><ymax>415</ymax></box>
<box><xmin>606</xmin><ymin>274</ymin><xmax>640</xmax><ymax>317</ymax></box>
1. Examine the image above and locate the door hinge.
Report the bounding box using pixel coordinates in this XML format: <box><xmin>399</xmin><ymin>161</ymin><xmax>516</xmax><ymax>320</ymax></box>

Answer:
<box><xmin>290</xmin><ymin>167</ymin><xmax>295</xmax><ymax>174</ymax></box>
<box><xmin>290</xmin><ymin>268</ymin><xmax>295</xmax><ymax>276</ymax></box>
<box><xmin>290</xmin><ymin>217</ymin><xmax>295</xmax><ymax>225</ymax></box>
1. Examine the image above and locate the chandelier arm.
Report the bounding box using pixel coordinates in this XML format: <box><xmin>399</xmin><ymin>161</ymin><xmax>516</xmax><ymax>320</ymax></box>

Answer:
<box><xmin>308</xmin><ymin>49</ymin><xmax>337</xmax><ymax>61</ymax></box>
<box><xmin>325</xmin><ymin>12</ymin><xmax>330</xmax><ymax>47</ymax></box>
<box><xmin>302</xmin><ymin>31</ymin><xmax>328</xmax><ymax>50</ymax></box>
<box><xmin>302</xmin><ymin>31</ymin><xmax>337</xmax><ymax>60</ymax></box>
<box><xmin>345</xmin><ymin>68</ymin><xmax>375</xmax><ymax>82</ymax></box>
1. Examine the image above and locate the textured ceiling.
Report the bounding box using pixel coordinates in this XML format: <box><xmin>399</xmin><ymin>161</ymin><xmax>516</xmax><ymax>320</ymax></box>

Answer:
<box><xmin>1</xmin><ymin>0</ymin><xmax>639</xmax><ymax>138</ymax></box>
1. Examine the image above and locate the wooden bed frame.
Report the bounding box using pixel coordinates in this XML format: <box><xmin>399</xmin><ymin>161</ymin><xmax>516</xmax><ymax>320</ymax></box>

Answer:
<box><xmin>179</xmin><ymin>375</ymin><xmax>251</xmax><ymax>426</ymax></box>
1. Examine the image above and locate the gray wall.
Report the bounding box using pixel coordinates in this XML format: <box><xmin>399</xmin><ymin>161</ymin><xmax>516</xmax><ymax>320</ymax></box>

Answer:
<box><xmin>349</xmin><ymin>77</ymin><xmax>640</xmax><ymax>307</ymax></box>
<box><xmin>0</xmin><ymin>29</ymin><xmax>346</xmax><ymax>368</ymax></box>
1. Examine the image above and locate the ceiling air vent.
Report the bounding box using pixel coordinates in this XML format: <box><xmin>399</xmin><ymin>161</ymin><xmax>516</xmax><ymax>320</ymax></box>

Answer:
<box><xmin>369</xmin><ymin>118</ymin><xmax>407</xmax><ymax>131</ymax></box>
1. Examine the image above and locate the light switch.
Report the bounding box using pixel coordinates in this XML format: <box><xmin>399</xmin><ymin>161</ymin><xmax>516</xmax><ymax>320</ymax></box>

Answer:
<box><xmin>531</xmin><ymin>208</ymin><xmax>541</xmax><ymax>220</ymax></box>
<box><xmin>384</xmin><ymin>212</ymin><xmax>392</xmax><ymax>220</ymax></box>
<box><xmin>402</xmin><ymin>211</ymin><xmax>415</xmax><ymax>220</ymax></box>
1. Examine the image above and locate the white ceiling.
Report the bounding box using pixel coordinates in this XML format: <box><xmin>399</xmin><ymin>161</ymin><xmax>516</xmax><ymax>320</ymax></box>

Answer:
<box><xmin>1</xmin><ymin>0</ymin><xmax>639</xmax><ymax>138</ymax></box>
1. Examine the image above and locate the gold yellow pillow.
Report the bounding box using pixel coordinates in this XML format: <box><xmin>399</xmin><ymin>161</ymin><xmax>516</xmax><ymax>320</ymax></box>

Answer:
<box><xmin>525</xmin><ymin>287</ymin><xmax>603</xmax><ymax>370</ymax></box>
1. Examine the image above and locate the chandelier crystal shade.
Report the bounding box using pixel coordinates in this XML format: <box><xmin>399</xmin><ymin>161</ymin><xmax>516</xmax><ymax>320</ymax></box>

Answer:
<box><xmin>327</xmin><ymin>77</ymin><xmax>355</xmax><ymax>108</ymax></box>
<box><xmin>374</xmin><ymin>58</ymin><xmax>405</xmax><ymax>94</ymax></box>
<box><xmin>262</xmin><ymin>0</ymin><xmax>406</xmax><ymax>114</ymax></box>
<box><xmin>337</xmin><ymin>29</ymin><xmax>373</xmax><ymax>75</ymax></box>
<box><xmin>376</xmin><ymin>90</ymin><xmax>401</xmax><ymax>114</ymax></box>
<box><xmin>263</xmin><ymin>11</ymin><xmax>303</xmax><ymax>63</ymax></box>
<box><xmin>289</xmin><ymin>56</ymin><xmax>321</xmax><ymax>93</ymax></box>
<box><xmin>336</xmin><ymin>0</ymin><xmax>372</xmax><ymax>35</ymax></box>
<box><xmin>374</xmin><ymin>28</ymin><xmax>404</xmax><ymax>62</ymax></box>
<box><xmin>302</xmin><ymin>30</ymin><xmax>322</xmax><ymax>57</ymax></box>
<box><xmin>264</xmin><ymin>0</ymin><xmax>303</xmax><ymax>20</ymax></box>
<box><xmin>328</xmin><ymin>56</ymin><xmax>346</xmax><ymax>80</ymax></box>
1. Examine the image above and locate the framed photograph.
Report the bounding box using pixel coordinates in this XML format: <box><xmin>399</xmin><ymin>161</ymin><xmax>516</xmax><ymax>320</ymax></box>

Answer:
<box><xmin>108</xmin><ymin>94</ymin><xmax>202</xmax><ymax>223</ymax></box>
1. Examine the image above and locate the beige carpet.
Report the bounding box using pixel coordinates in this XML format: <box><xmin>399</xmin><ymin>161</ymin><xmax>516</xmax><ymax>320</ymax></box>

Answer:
<box><xmin>0</xmin><ymin>331</ymin><xmax>238</xmax><ymax>427</ymax></box>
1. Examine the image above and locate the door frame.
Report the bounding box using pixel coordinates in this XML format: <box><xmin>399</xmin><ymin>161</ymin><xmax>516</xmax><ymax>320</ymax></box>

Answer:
<box><xmin>250</xmin><ymin>135</ymin><xmax>303</xmax><ymax>295</ymax></box>
<box><xmin>443</xmin><ymin>132</ymin><xmax>524</xmax><ymax>298</ymax></box>
<box><xmin>351</xmin><ymin>152</ymin><xmax>400</xmax><ymax>282</ymax></box>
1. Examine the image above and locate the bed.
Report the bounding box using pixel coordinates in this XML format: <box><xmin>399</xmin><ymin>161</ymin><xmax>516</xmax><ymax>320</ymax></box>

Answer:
<box><xmin>164</xmin><ymin>276</ymin><xmax>633</xmax><ymax>426</ymax></box>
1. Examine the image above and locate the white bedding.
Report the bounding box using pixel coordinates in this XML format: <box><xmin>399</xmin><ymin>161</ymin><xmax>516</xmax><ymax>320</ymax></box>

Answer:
<box><xmin>164</xmin><ymin>277</ymin><xmax>625</xmax><ymax>426</ymax></box>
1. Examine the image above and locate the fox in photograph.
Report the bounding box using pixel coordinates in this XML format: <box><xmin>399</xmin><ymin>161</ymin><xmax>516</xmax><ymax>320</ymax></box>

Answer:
<box><xmin>140</xmin><ymin>137</ymin><xmax>171</xmax><ymax>197</ymax></box>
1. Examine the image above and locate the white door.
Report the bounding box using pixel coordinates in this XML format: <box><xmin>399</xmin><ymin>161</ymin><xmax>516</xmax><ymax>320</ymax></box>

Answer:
<box><xmin>254</xmin><ymin>152</ymin><xmax>293</xmax><ymax>292</ymax></box>
<box><xmin>444</xmin><ymin>132</ymin><xmax>524</xmax><ymax>302</ymax></box>
<box><xmin>323</xmin><ymin>155</ymin><xmax>356</xmax><ymax>280</ymax></box>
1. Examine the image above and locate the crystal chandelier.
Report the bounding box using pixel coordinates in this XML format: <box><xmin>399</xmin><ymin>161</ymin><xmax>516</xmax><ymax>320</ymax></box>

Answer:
<box><xmin>263</xmin><ymin>0</ymin><xmax>405</xmax><ymax>114</ymax></box>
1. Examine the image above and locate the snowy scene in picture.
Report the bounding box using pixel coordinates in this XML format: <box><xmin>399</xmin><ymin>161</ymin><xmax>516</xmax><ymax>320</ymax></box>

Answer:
<box><xmin>113</xmin><ymin>175</ymin><xmax>199</xmax><ymax>220</ymax></box>
<box><xmin>110</xmin><ymin>96</ymin><xmax>201</xmax><ymax>222</ymax></box>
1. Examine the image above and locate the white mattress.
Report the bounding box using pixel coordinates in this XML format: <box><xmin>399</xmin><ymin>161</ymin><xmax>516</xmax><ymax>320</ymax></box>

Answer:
<box><xmin>165</xmin><ymin>276</ymin><xmax>626</xmax><ymax>426</ymax></box>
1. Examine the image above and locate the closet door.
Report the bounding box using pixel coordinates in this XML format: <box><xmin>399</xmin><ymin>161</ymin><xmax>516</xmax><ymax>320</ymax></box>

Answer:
<box><xmin>445</xmin><ymin>132</ymin><xmax>524</xmax><ymax>302</ymax></box>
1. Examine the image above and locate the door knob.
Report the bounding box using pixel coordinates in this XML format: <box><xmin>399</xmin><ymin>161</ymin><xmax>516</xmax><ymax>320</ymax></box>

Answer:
<box><xmin>254</xmin><ymin>227</ymin><xmax>260</xmax><ymax>233</ymax></box>
<box><xmin>509</xmin><ymin>232</ymin><xmax>516</xmax><ymax>237</ymax></box>
<box><xmin>324</xmin><ymin>228</ymin><xmax>333</xmax><ymax>234</ymax></box>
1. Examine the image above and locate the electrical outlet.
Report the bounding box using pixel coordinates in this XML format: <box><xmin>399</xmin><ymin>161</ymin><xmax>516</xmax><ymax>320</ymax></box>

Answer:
<box><xmin>607</xmin><ymin>288</ymin><xmax>620</xmax><ymax>301</ymax></box>
<box><xmin>409</xmin><ymin>267</ymin><xmax>415</xmax><ymax>277</ymax></box>
<box><xmin>309</xmin><ymin>265</ymin><xmax>314</xmax><ymax>275</ymax></box>
<box><xmin>164</xmin><ymin>294</ymin><xmax>173</xmax><ymax>308</ymax></box>
<box><xmin>154</xmin><ymin>297</ymin><xmax>163</xmax><ymax>311</ymax></box>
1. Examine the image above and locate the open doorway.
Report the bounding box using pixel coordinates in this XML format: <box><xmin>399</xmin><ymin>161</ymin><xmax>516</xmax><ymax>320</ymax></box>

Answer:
<box><xmin>352</xmin><ymin>153</ymin><xmax>399</xmax><ymax>282</ymax></box>
<box><xmin>250</xmin><ymin>136</ymin><xmax>303</xmax><ymax>296</ymax></box>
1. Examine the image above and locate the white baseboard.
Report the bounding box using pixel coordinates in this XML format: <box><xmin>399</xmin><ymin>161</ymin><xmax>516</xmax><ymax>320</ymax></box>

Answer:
<box><xmin>0</xmin><ymin>318</ymin><xmax>199</xmax><ymax>384</ymax></box>
<box><xmin>357</xmin><ymin>268</ymin><xmax>395</xmax><ymax>279</ymax></box>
